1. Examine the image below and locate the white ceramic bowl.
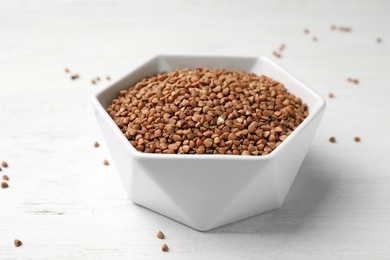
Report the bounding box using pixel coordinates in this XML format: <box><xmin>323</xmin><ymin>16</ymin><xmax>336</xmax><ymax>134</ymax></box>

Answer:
<box><xmin>92</xmin><ymin>55</ymin><xmax>326</xmax><ymax>231</ymax></box>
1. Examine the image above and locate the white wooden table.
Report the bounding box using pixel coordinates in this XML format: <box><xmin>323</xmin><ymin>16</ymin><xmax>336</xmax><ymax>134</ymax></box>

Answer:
<box><xmin>1</xmin><ymin>0</ymin><xmax>389</xmax><ymax>259</ymax></box>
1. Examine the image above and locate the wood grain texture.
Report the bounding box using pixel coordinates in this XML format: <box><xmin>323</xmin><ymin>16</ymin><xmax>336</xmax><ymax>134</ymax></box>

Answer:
<box><xmin>1</xmin><ymin>0</ymin><xmax>389</xmax><ymax>259</ymax></box>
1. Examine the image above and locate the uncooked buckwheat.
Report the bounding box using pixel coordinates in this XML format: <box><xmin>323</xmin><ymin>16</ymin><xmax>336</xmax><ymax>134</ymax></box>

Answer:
<box><xmin>107</xmin><ymin>68</ymin><xmax>309</xmax><ymax>156</ymax></box>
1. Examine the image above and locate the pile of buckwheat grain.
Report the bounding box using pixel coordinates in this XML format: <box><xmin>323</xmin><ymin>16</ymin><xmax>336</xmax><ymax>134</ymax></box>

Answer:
<box><xmin>106</xmin><ymin>68</ymin><xmax>308</xmax><ymax>156</ymax></box>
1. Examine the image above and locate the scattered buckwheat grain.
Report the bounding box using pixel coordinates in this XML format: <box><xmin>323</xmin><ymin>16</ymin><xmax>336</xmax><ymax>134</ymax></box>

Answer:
<box><xmin>331</xmin><ymin>25</ymin><xmax>352</xmax><ymax>32</ymax></box>
<box><xmin>157</xmin><ymin>231</ymin><xmax>164</xmax><ymax>239</ymax></box>
<box><xmin>348</xmin><ymin>78</ymin><xmax>359</xmax><ymax>84</ymax></box>
<box><xmin>106</xmin><ymin>76</ymin><xmax>111</xmax><ymax>81</ymax></box>
<box><xmin>354</xmin><ymin>136</ymin><xmax>361</xmax><ymax>142</ymax></box>
<box><xmin>94</xmin><ymin>141</ymin><xmax>100</xmax><ymax>148</ymax></box>
<box><xmin>272</xmin><ymin>44</ymin><xmax>286</xmax><ymax>58</ymax></box>
<box><xmin>1</xmin><ymin>182</ymin><xmax>8</xmax><ymax>188</ymax></box>
<box><xmin>328</xmin><ymin>92</ymin><xmax>334</xmax><ymax>98</ymax></box>
<box><xmin>71</xmin><ymin>74</ymin><xmax>80</xmax><ymax>80</ymax></box>
<box><xmin>1</xmin><ymin>161</ymin><xmax>8</xmax><ymax>168</ymax></box>
<box><xmin>338</xmin><ymin>26</ymin><xmax>352</xmax><ymax>32</ymax></box>
<box><xmin>329</xmin><ymin>137</ymin><xmax>336</xmax><ymax>143</ymax></box>
<box><xmin>14</xmin><ymin>239</ymin><xmax>22</xmax><ymax>247</ymax></box>
<box><xmin>304</xmin><ymin>29</ymin><xmax>309</xmax><ymax>34</ymax></box>
<box><xmin>65</xmin><ymin>68</ymin><xmax>70</xmax><ymax>73</ymax></box>
<box><xmin>162</xmin><ymin>243</ymin><xmax>169</xmax><ymax>252</ymax></box>
<box><xmin>272</xmin><ymin>51</ymin><xmax>281</xmax><ymax>58</ymax></box>
<box><xmin>3</xmin><ymin>175</ymin><xmax>9</xmax><ymax>181</ymax></box>
<box><xmin>103</xmin><ymin>159</ymin><xmax>109</xmax><ymax>166</ymax></box>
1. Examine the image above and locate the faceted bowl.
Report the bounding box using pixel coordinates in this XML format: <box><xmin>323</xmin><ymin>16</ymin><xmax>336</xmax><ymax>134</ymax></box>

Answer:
<box><xmin>92</xmin><ymin>55</ymin><xmax>326</xmax><ymax>231</ymax></box>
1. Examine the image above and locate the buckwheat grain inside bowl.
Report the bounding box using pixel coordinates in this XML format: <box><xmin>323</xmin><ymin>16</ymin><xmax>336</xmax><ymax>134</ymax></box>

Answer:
<box><xmin>92</xmin><ymin>55</ymin><xmax>325</xmax><ymax>231</ymax></box>
<box><xmin>106</xmin><ymin>68</ymin><xmax>308</xmax><ymax>156</ymax></box>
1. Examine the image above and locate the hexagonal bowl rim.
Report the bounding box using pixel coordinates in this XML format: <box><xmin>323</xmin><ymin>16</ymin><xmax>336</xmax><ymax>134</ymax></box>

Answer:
<box><xmin>92</xmin><ymin>54</ymin><xmax>325</xmax><ymax>161</ymax></box>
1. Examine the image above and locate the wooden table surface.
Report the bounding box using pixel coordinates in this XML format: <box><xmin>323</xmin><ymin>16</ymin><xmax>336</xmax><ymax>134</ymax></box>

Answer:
<box><xmin>1</xmin><ymin>0</ymin><xmax>389</xmax><ymax>259</ymax></box>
